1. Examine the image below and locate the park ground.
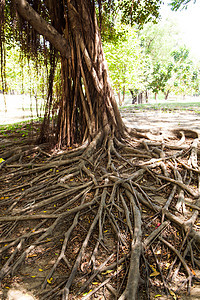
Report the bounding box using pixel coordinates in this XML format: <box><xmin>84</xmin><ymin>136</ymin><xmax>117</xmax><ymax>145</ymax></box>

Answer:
<box><xmin>0</xmin><ymin>95</ymin><xmax>200</xmax><ymax>299</ymax></box>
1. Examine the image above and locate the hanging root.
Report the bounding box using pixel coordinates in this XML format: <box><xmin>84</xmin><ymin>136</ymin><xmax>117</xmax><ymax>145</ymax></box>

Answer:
<box><xmin>0</xmin><ymin>128</ymin><xmax>200</xmax><ymax>299</ymax></box>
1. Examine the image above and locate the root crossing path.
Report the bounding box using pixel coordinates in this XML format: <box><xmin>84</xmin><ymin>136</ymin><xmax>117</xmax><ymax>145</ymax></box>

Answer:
<box><xmin>0</xmin><ymin>117</ymin><xmax>200</xmax><ymax>299</ymax></box>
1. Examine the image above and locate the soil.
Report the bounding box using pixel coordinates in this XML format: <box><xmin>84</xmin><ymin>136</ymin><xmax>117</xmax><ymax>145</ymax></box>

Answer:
<box><xmin>0</xmin><ymin>107</ymin><xmax>200</xmax><ymax>300</ymax></box>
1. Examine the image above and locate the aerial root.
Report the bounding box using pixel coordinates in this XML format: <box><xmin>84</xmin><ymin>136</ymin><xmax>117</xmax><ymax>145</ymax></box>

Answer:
<box><xmin>0</xmin><ymin>129</ymin><xmax>200</xmax><ymax>299</ymax></box>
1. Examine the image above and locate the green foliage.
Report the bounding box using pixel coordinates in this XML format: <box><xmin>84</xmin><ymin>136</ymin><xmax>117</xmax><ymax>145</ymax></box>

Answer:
<box><xmin>148</xmin><ymin>62</ymin><xmax>174</xmax><ymax>94</ymax></box>
<box><xmin>118</xmin><ymin>0</ymin><xmax>162</xmax><ymax>26</ymax></box>
<box><xmin>170</xmin><ymin>0</ymin><xmax>193</xmax><ymax>11</ymax></box>
<box><xmin>139</xmin><ymin>20</ymin><xmax>200</xmax><ymax>98</ymax></box>
<box><xmin>103</xmin><ymin>24</ymin><xmax>145</xmax><ymax>100</ymax></box>
<box><xmin>170</xmin><ymin>47</ymin><xmax>200</xmax><ymax>95</ymax></box>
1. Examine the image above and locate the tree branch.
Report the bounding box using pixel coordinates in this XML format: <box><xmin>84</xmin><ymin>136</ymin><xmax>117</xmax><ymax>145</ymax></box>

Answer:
<box><xmin>15</xmin><ymin>0</ymin><xmax>70</xmax><ymax>58</ymax></box>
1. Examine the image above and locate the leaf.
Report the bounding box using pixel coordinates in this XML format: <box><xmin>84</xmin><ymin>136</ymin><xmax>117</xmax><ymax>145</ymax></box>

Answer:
<box><xmin>150</xmin><ymin>265</ymin><xmax>160</xmax><ymax>277</ymax></box>
<box><xmin>47</xmin><ymin>277</ymin><xmax>53</xmax><ymax>284</ymax></box>
<box><xmin>28</xmin><ymin>254</ymin><xmax>37</xmax><ymax>257</ymax></box>
<box><xmin>155</xmin><ymin>249</ymin><xmax>161</xmax><ymax>255</ymax></box>
<box><xmin>190</xmin><ymin>268</ymin><xmax>196</xmax><ymax>275</ymax></box>
<box><xmin>165</xmin><ymin>262</ymin><xmax>170</xmax><ymax>269</ymax></box>
<box><xmin>31</xmin><ymin>276</ymin><xmax>36</xmax><ymax>278</ymax></box>
<box><xmin>101</xmin><ymin>270</ymin><xmax>113</xmax><ymax>275</ymax></box>
<box><xmin>0</xmin><ymin>158</ymin><xmax>5</xmax><ymax>164</ymax></box>
<box><xmin>83</xmin><ymin>289</ymin><xmax>92</xmax><ymax>296</ymax></box>
<box><xmin>150</xmin><ymin>270</ymin><xmax>160</xmax><ymax>277</ymax></box>
<box><xmin>169</xmin><ymin>290</ymin><xmax>177</xmax><ymax>300</ymax></box>
<box><xmin>38</xmin><ymin>269</ymin><xmax>43</xmax><ymax>272</ymax></box>
<box><xmin>154</xmin><ymin>295</ymin><xmax>162</xmax><ymax>298</ymax></box>
<box><xmin>92</xmin><ymin>282</ymin><xmax>99</xmax><ymax>285</ymax></box>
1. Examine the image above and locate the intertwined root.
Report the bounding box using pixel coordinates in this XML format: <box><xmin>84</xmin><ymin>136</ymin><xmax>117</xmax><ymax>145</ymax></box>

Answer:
<box><xmin>0</xmin><ymin>128</ymin><xmax>200</xmax><ymax>299</ymax></box>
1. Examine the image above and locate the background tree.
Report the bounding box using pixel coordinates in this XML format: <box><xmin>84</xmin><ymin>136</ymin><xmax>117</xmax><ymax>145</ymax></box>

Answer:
<box><xmin>169</xmin><ymin>47</ymin><xmax>200</xmax><ymax>97</ymax></box>
<box><xmin>103</xmin><ymin>25</ymin><xmax>145</xmax><ymax>105</ymax></box>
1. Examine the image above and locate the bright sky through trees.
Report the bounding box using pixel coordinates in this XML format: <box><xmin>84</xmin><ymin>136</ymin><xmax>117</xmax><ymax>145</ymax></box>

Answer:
<box><xmin>160</xmin><ymin>1</ymin><xmax>200</xmax><ymax>59</ymax></box>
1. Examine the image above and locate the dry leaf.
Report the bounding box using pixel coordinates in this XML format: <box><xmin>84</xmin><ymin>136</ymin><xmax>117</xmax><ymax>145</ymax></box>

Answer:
<box><xmin>190</xmin><ymin>268</ymin><xmax>196</xmax><ymax>275</ymax></box>
<box><xmin>47</xmin><ymin>277</ymin><xmax>53</xmax><ymax>284</ymax></box>
<box><xmin>165</xmin><ymin>262</ymin><xmax>170</xmax><ymax>269</ymax></box>
<box><xmin>150</xmin><ymin>265</ymin><xmax>160</xmax><ymax>277</ymax></box>
<box><xmin>169</xmin><ymin>290</ymin><xmax>177</xmax><ymax>300</ymax></box>
<box><xmin>102</xmin><ymin>270</ymin><xmax>113</xmax><ymax>275</ymax></box>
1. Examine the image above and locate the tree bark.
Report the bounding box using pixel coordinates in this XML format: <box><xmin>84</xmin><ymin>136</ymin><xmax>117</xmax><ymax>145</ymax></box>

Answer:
<box><xmin>15</xmin><ymin>0</ymin><xmax>126</xmax><ymax>147</ymax></box>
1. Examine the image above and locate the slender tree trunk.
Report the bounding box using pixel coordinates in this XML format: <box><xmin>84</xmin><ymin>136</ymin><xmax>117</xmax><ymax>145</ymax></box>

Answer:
<box><xmin>165</xmin><ymin>90</ymin><xmax>170</xmax><ymax>100</ymax></box>
<box><xmin>118</xmin><ymin>90</ymin><xmax>122</xmax><ymax>106</ymax></box>
<box><xmin>122</xmin><ymin>85</ymin><xmax>125</xmax><ymax>104</ymax></box>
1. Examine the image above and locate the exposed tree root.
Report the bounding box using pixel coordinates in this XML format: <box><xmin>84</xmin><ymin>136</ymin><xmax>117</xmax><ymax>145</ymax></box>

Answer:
<box><xmin>0</xmin><ymin>128</ymin><xmax>200</xmax><ymax>299</ymax></box>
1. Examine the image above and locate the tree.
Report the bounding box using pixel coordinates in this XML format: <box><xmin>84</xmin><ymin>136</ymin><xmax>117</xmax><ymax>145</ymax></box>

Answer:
<box><xmin>103</xmin><ymin>25</ymin><xmax>145</xmax><ymax>105</ymax></box>
<box><xmin>148</xmin><ymin>61</ymin><xmax>173</xmax><ymax>100</ymax></box>
<box><xmin>170</xmin><ymin>47</ymin><xmax>200</xmax><ymax>96</ymax></box>
<box><xmin>1</xmin><ymin>1</ymin><xmax>200</xmax><ymax>300</ymax></box>
<box><xmin>0</xmin><ymin>0</ymin><xmax>161</xmax><ymax>148</ymax></box>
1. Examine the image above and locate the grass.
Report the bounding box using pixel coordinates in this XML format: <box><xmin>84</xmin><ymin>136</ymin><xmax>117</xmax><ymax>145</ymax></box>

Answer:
<box><xmin>120</xmin><ymin>100</ymin><xmax>200</xmax><ymax>112</ymax></box>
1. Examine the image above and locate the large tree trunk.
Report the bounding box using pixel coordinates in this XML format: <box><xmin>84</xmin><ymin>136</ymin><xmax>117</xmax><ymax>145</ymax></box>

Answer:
<box><xmin>57</xmin><ymin>0</ymin><xmax>126</xmax><ymax>147</ymax></box>
<box><xmin>15</xmin><ymin>0</ymin><xmax>126</xmax><ymax>148</ymax></box>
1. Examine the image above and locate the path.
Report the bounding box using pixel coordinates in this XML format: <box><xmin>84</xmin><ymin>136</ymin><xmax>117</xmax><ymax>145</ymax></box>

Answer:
<box><xmin>121</xmin><ymin>108</ymin><xmax>200</xmax><ymax>135</ymax></box>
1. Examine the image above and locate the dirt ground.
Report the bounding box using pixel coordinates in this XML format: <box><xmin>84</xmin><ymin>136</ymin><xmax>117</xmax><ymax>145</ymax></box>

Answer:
<box><xmin>121</xmin><ymin>108</ymin><xmax>200</xmax><ymax>135</ymax></box>
<box><xmin>1</xmin><ymin>107</ymin><xmax>200</xmax><ymax>300</ymax></box>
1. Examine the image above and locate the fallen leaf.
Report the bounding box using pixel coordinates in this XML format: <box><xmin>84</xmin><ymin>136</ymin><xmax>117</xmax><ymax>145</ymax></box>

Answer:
<box><xmin>154</xmin><ymin>295</ymin><xmax>162</xmax><ymax>298</ymax></box>
<box><xmin>155</xmin><ymin>249</ymin><xmax>161</xmax><ymax>255</ymax></box>
<box><xmin>92</xmin><ymin>282</ymin><xmax>99</xmax><ymax>285</ymax></box>
<box><xmin>190</xmin><ymin>268</ymin><xmax>196</xmax><ymax>275</ymax></box>
<box><xmin>38</xmin><ymin>269</ymin><xmax>43</xmax><ymax>272</ymax></box>
<box><xmin>150</xmin><ymin>270</ymin><xmax>160</xmax><ymax>277</ymax></box>
<box><xmin>155</xmin><ymin>223</ymin><xmax>161</xmax><ymax>229</ymax></box>
<box><xmin>101</xmin><ymin>270</ymin><xmax>113</xmax><ymax>275</ymax></box>
<box><xmin>47</xmin><ymin>277</ymin><xmax>53</xmax><ymax>284</ymax></box>
<box><xmin>165</xmin><ymin>262</ymin><xmax>170</xmax><ymax>269</ymax></box>
<box><xmin>169</xmin><ymin>290</ymin><xmax>177</xmax><ymax>300</ymax></box>
<box><xmin>150</xmin><ymin>265</ymin><xmax>160</xmax><ymax>277</ymax></box>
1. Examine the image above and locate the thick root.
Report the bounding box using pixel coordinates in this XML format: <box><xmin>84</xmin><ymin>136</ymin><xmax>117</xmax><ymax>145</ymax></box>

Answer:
<box><xmin>0</xmin><ymin>128</ymin><xmax>200</xmax><ymax>299</ymax></box>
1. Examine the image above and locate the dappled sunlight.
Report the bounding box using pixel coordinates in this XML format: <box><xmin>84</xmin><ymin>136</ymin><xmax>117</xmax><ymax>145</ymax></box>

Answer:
<box><xmin>7</xmin><ymin>288</ymin><xmax>35</xmax><ymax>300</ymax></box>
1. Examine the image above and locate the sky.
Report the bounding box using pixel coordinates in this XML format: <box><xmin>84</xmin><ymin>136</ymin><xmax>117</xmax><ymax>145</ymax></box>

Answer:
<box><xmin>160</xmin><ymin>1</ymin><xmax>200</xmax><ymax>59</ymax></box>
